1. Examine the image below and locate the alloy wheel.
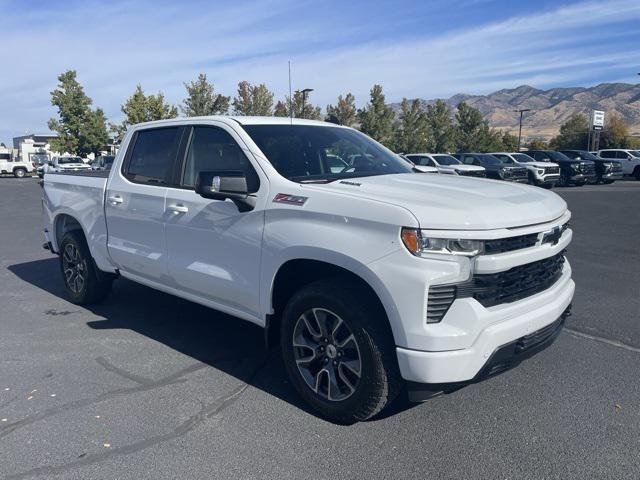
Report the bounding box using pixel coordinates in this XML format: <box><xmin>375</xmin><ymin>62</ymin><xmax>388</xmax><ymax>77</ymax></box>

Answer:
<box><xmin>62</xmin><ymin>243</ymin><xmax>86</xmax><ymax>293</ymax></box>
<box><xmin>292</xmin><ymin>308</ymin><xmax>362</xmax><ymax>402</ymax></box>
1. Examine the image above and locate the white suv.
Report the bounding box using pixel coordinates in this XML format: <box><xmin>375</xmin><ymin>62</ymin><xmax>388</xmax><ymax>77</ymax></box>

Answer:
<box><xmin>597</xmin><ymin>149</ymin><xmax>640</xmax><ymax>179</ymax></box>
<box><xmin>491</xmin><ymin>152</ymin><xmax>560</xmax><ymax>188</ymax></box>
<box><xmin>405</xmin><ymin>153</ymin><xmax>486</xmax><ymax>177</ymax></box>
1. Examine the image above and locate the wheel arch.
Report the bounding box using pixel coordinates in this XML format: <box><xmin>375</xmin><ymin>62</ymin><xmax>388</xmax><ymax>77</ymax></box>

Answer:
<box><xmin>265</xmin><ymin>255</ymin><xmax>400</xmax><ymax>349</ymax></box>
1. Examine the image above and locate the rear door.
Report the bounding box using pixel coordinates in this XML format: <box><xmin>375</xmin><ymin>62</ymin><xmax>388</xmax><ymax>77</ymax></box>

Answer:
<box><xmin>163</xmin><ymin>123</ymin><xmax>266</xmax><ymax>321</ymax></box>
<box><xmin>105</xmin><ymin>126</ymin><xmax>184</xmax><ymax>282</ymax></box>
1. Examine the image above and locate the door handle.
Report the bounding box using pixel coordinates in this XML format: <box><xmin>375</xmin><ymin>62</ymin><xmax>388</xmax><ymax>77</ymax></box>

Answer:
<box><xmin>167</xmin><ymin>204</ymin><xmax>189</xmax><ymax>214</ymax></box>
<box><xmin>107</xmin><ymin>195</ymin><xmax>123</xmax><ymax>205</ymax></box>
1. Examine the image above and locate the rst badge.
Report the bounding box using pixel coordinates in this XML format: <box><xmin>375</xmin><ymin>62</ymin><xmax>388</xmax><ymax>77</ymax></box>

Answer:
<box><xmin>273</xmin><ymin>193</ymin><xmax>308</xmax><ymax>206</ymax></box>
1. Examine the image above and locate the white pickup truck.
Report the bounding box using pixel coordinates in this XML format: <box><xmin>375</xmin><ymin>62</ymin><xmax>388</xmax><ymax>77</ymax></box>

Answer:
<box><xmin>42</xmin><ymin>117</ymin><xmax>575</xmax><ymax>423</ymax></box>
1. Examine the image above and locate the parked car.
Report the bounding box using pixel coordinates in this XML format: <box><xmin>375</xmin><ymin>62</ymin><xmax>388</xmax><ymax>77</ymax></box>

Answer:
<box><xmin>44</xmin><ymin>156</ymin><xmax>92</xmax><ymax>176</ymax></box>
<box><xmin>90</xmin><ymin>155</ymin><xmax>115</xmax><ymax>171</ymax></box>
<box><xmin>490</xmin><ymin>152</ymin><xmax>560</xmax><ymax>188</ymax></box>
<box><xmin>454</xmin><ymin>153</ymin><xmax>528</xmax><ymax>182</ymax></box>
<box><xmin>527</xmin><ymin>150</ymin><xmax>596</xmax><ymax>186</ymax></box>
<box><xmin>597</xmin><ymin>149</ymin><xmax>640</xmax><ymax>180</ymax></box>
<box><xmin>42</xmin><ymin>117</ymin><xmax>574</xmax><ymax>423</ymax></box>
<box><xmin>404</xmin><ymin>153</ymin><xmax>486</xmax><ymax>177</ymax></box>
<box><xmin>559</xmin><ymin>150</ymin><xmax>623</xmax><ymax>184</ymax></box>
<box><xmin>0</xmin><ymin>154</ymin><xmax>35</xmax><ymax>178</ymax></box>
<box><xmin>397</xmin><ymin>155</ymin><xmax>439</xmax><ymax>174</ymax></box>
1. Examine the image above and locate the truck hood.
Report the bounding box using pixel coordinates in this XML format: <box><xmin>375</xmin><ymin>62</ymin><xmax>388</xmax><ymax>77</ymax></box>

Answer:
<box><xmin>310</xmin><ymin>173</ymin><xmax>566</xmax><ymax>230</ymax></box>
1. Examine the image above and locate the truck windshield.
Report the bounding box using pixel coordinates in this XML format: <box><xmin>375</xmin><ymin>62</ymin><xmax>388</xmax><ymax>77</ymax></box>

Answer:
<box><xmin>432</xmin><ymin>155</ymin><xmax>460</xmax><ymax>165</ymax></box>
<box><xmin>242</xmin><ymin>124</ymin><xmax>412</xmax><ymax>182</ymax></box>
<box><xmin>513</xmin><ymin>153</ymin><xmax>535</xmax><ymax>163</ymax></box>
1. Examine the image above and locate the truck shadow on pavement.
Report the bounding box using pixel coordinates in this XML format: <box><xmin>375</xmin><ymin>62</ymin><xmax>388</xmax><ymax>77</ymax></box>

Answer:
<box><xmin>8</xmin><ymin>258</ymin><xmax>418</xmax><ymax>422</ymax></box>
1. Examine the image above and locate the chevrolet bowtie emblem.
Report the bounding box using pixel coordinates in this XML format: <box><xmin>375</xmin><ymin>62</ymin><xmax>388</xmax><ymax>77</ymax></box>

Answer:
<box><xmin>542</xmin><ymin>226</ymin><xmax>562</xmax><ymax>246</ymax></box>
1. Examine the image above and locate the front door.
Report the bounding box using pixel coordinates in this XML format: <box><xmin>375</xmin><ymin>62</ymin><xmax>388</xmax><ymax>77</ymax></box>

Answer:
<box><xmin>164</xmin><ymin>124</ymin><xmax>265</xmax><ymax>321</ymax></box>
<box><xmin>105</xmin><ymin>126</ymin><xmax>183</xmax><ymax>282</ymax></box>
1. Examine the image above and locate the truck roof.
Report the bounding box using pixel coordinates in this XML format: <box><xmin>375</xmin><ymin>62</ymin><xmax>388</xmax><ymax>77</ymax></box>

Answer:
<box><xmin>129</xmin><ymin>116</ymin><xmax>343</xmax><ymax>129</ymax></box>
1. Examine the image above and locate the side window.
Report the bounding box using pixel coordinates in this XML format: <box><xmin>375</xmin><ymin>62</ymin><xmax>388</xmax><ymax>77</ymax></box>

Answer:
<box><xmin>182</xmin><ymin>126</ymin><xmax>260</xmax><ymax>192</ymax></box>
<box><xmin>126</xmin><ymin>127</ymin><xmax>181</xmax><ymax>184</ymax></box>
<box><xmin>600</xmin><ymin>151</ymin><xmax>614</xmax><ymax>159</ymax></box>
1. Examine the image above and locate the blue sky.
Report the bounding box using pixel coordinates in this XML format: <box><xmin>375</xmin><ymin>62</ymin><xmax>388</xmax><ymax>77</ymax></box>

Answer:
<box><xmin>1</xmin><ymin>0</ymin><xmax>640</xmax><ymax>145</ymax></box>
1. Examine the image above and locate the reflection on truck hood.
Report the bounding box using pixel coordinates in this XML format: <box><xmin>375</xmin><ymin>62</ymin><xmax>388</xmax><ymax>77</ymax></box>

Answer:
<box><xmin>313</xmin><ymin>173</ymin><xmax>566</xmax><ymax>230</ymax></box>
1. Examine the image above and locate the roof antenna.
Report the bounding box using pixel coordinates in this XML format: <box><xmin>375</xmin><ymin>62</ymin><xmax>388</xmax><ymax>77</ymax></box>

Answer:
<box><xmin>288</xmin><ymin>60</ymin><xmax>293</xmax><ymax>125</ymax></box>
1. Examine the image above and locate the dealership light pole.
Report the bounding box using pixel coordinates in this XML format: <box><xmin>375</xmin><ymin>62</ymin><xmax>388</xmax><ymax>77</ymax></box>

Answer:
<box><xmin>514</xmin><ymin>109</ymin><xmax>531</xmax><ymax>151</ymax></box>
<box><xmin>301</xmin><ymin>88</ymin><xmax>314</xmax><ymax>118</ymax></box>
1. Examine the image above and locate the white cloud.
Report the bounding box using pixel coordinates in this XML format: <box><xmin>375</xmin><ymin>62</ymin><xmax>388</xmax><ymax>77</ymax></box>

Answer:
<box><xmin>1</xmin><ymin>0</ymin><xmax>639</xmax><ymax>143</ymax></box>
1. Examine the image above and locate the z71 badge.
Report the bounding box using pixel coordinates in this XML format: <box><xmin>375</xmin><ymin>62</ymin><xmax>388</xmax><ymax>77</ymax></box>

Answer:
<box><xmin>273</xmin><ymin>193</ymin><xmax>308</xmax><ymax>206</ymax></box>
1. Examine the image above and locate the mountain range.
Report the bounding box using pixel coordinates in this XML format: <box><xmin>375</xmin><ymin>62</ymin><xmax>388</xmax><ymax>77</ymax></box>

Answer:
<box><xmin>392</xmin><ymin>83</ymin><xmax>640</xmax><ymax>140</ymax></box>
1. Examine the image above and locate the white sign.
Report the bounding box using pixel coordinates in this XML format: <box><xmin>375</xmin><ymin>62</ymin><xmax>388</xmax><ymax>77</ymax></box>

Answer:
<box><xmin>592</xmin><ymin>110</ymin><xmax>605</xmax><ymax>129</ymax></box>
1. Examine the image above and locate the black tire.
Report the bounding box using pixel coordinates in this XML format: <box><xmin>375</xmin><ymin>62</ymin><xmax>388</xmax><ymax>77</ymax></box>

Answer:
<box><xmin>14</xmin><ymin>168</ymin><xmax>26</xmax><ymax>178</ymax></box>
<box><xmin>634</xmin><ymin>167</ymin><xmax>640</xmax><ymax>180</ymax></box>
<box><xmin>558</xmin><ymin>170</ymin><xmax>570</xmax><ymax>187</ymax></box>
<box><xmin>527</xmin><ymin>171</ymin><xmax>538</xmax><ymax>186</ymax></box>
<box><xmin>59</xmin><ymin>230</ymin><xmax>112</xmax><ymax>305</ymax></box>
<box><xmin>280</xmin><ymin>278</ymin><xmax>402</xmax><ymax>424</ymax></box>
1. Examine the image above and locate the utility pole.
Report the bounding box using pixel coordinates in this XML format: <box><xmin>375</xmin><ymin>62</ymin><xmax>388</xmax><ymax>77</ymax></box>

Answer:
<box><xmin>514</xmin><ymin>109</ymin><xmax>531</xmax><ymax>151</ymax></box>
<box><xmin>300</xmin><ymin>88</ymin><xmax>314</xmax><ymax>119</ymax></box>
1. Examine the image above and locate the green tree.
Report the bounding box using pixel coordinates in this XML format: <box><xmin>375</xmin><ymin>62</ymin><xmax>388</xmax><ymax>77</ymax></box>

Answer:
<box><xmin>526</xmin><ymin>138</ymin><xmax>549</xmax><ymax>150</ymax></box>
<box><xmin>358</xmin><ymin>84</ymin><xmax>396</xmax><ymax>147</ymax></box>
<box><xmin>273</xmin><ymin>100</ymin><xmax>288</xmax><ymax>117</ymax></box>
<box><xmin>114</xmin><ymin>85</ymin><xmax>178</xmax><ymax>139</ymax></box>
<box><xmin>392</xmin><ymin>98</ymin><xmax>429</xmax><ymax>153</ymax></box>
<box><xmin>273</xmin><ymin>91</ymin><xmax>322</xmax><ymax>120</ymax></box>
<box><xmin>549</xmin><ymin>113</ymin><xmax>589</xmax><ymax>149</ymax></box>
<box><xmin>453</xmin><ymin>101</ymin><xmax>505</xmax><ymax>152</ymax></box>
<box><xmin>425</xmin><ymin>100</ymin><xmax>455</xmax><ymax>152</ymax></box>
<box><xmin>600</xmin><ymin>112</ymin><xmax>632</xmax><ymax>149</ymax></box>
<box><xmin>326</xmin><ymin>93</ymin><xmax>357</xmax><ymax>127</ymax></box>
<box><xmin>232</xmin><ymin>81</ymin><xmax>274</xmax><ymax>116</ymax></box>
<box><xmin>181</xmin><ymin>73</ymin><xmax>229</xmax><ymax>117</ymax></box>
<box><xmin>500</xmin><ymin>130</ymin><xmax>519</xmax><ymax>151</ymax></box>
<box><xmin>47</xmin><ymin>70</ymin><xmax>108</xmax><ymax>155</ymax></box>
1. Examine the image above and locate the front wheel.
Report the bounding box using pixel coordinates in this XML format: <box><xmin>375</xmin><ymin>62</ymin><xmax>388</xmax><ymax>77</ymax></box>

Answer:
<box><xmin>281</xmin><ymin>279</ymin><xmax>401</xmax><ymax>423</ymax></box>
<box><xmin>14</xmin><ymin>168</ymin><xmax>27</xmax><ymax>178</ymax></box>
<box><xmin>59</xmin><ymin>231</ymin><xmax>113</xmax><ymax>305</ymax></box>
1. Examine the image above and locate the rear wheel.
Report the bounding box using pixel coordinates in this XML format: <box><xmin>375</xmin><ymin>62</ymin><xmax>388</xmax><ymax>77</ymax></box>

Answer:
<box><xmin>281</xmin><ymin>279</ymin><xmax>401</xmax><ymax>424</ymax></box>
<box><xmin>59</xmin><ymin>231</ymin><xmax>112</xmax><ymax>305</ymax></box>
<box><xmin>634</xmin><ymin>166</ymin><xmax>640</xmax><ymax>180</ymax></box>
<box><xmin>13</xmin><ymin>168</ymin><xmax>26</xmax><ymax>178</ymax></box>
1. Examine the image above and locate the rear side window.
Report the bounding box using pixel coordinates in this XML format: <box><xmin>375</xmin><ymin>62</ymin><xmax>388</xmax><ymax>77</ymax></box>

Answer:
<box><xmin>599</xmin><ymin>151</ymin><xmax>615</xmax><ymax>158</ymax></box>
<box><xmin>125</xmin><ymin>127</ymin><xmax>181</xmax><ymax>184</ymax></box>
<box><xmin>182</xmin><ymin>126</ymin><xmax>259</xmax><ymax>192</ymax></box>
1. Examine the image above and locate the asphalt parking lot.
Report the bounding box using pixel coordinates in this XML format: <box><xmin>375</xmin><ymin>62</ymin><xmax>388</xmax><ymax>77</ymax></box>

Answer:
<box><xmin>1</xmin><ymin>178</ymin><xmax>639</xmax><ymax>479</ymax></box>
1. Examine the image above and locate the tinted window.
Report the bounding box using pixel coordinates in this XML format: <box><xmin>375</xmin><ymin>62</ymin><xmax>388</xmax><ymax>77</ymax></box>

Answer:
<box><xmin>127</xmin><ymin>127</ymin><xmax>180</xmax><ymax>183</ymax></box>
<box><xmin>432</xmin><ymin>155</ymin><xmax>460</xmax><ymax>165</ymax></box>
<box><xmin>513</xmin><ymin>153</ymin><xmax>534</xmax><ymax>163</ymax></box>
<box><xmin>242</xmin><ymin>125</ymin><xmax>411</xmax><ymax>182</ymax></box>
<box><xmin>547</xmin><ymin>151</ymin><xmax>571</xmax><ymax>162</ymax></box>
<box><xmin>478</xmin><ymin>154</ymin><xmax>501</xmax><ymax>165</ymax></box>
<box><xmin>599</xmin><ymin>150</ymin><xmax>616</xmax><ymax>159</ymax></box>
<box><xmin>407</xmin><ymin>155</ymin><xmax>433</xmax><ymax>166</ymax></box>
<box><xmin>493</xmin><ymin>154</ymin><xmax>512</xmax><ymax>163</ymax></box>
<box><xmin>0</xmin><ymin>153</ymin><xmax>10</xmax><ymax>160</ymax></box>
<box><xmin>532</xmin><ymin>151</ymin><xmax>550</xmax><ymax>161</ymax></box>
<box><xmin>182</xmin><ymin>126</ymin><xmax>259</xmax><ymax>192</ymax></box>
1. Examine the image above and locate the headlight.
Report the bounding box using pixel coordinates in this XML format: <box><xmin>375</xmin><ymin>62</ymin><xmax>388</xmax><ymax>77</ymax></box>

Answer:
<box><xmin>401</xmin><ymin>228</ymin><xmax>484</xmax><ymax>257</ymax></box>
<box><xmin>571</xmin><ymin>163</ymin><xmax>580</xmax><ymax>171</ymax></box>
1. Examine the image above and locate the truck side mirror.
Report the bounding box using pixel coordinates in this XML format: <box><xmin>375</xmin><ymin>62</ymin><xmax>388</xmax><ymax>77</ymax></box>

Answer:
<box><xmin>195</xmin><ymin>171</ymin><xmax>255</xmax><ymax>212</ymax></box>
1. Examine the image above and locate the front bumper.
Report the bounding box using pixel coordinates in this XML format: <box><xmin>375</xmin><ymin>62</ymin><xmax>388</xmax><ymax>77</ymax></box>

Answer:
<box><xmin>395</xmin><ymin>263</ymin><xmax>574</xmax><ymax>384</ymax></box>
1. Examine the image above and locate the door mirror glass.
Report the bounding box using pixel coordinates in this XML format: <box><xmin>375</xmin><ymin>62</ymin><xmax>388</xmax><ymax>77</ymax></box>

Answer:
<box><xmin>195</xmin><ymin>171</ymin><xmax>255</xmax><ymax>212</ymax></box>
